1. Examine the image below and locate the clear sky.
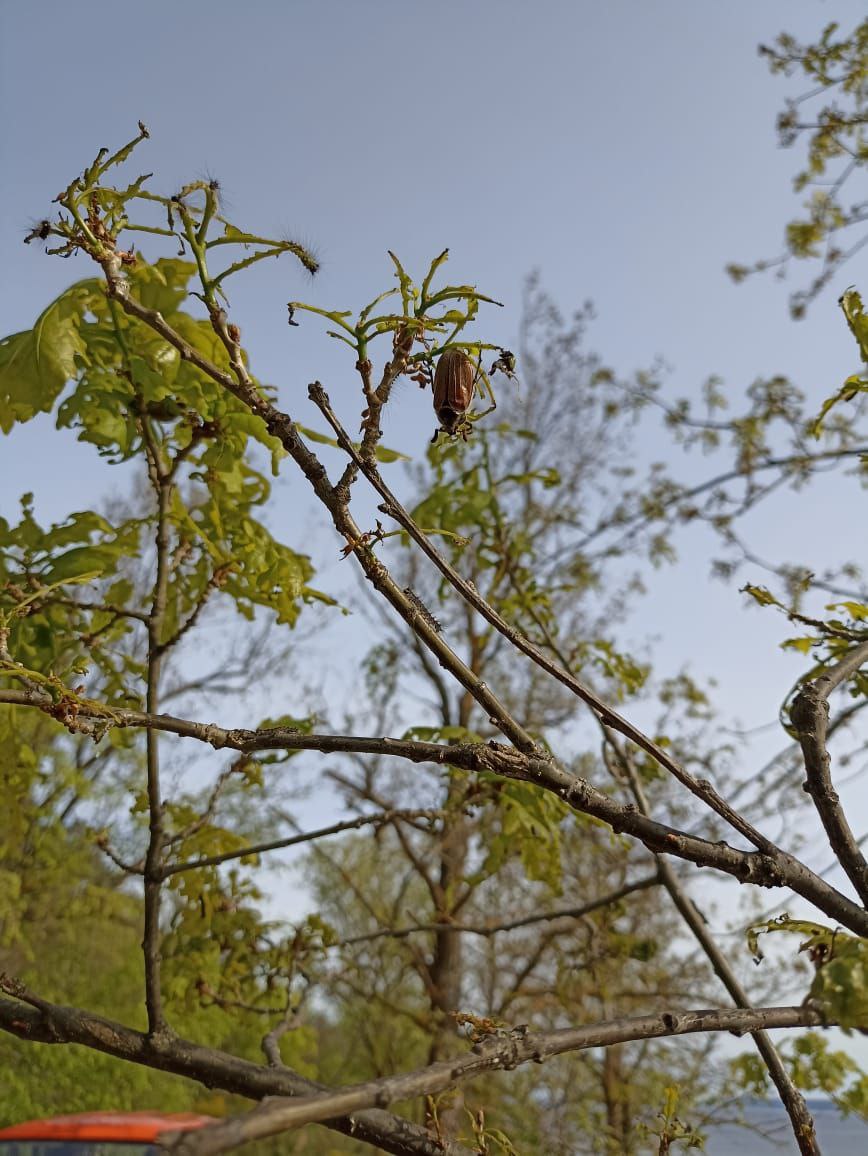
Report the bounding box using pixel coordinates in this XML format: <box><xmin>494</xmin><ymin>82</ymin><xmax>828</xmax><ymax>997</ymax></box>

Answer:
<box><xmin>2</xmin><ymin>0</ymin><xmax>867</xmax><ymax>1065</ymax></box>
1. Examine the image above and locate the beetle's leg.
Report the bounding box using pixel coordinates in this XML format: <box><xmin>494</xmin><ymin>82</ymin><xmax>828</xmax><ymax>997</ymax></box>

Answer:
<box><xmin>475</xmin><ymin>365</ymin><xmax>497</xmax><ymax>411</ymax></box>
<box><xmin>470</xmin><ymin>370</ymin><xmax>497</xmax><ymax>423</ymax></box>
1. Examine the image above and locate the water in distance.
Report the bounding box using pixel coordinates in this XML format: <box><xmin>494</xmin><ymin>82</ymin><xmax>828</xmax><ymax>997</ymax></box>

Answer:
<box><xmin>703</xmin><ymin>1100</ymin><xmax>867</xmax><ymax>1154</ymax></box>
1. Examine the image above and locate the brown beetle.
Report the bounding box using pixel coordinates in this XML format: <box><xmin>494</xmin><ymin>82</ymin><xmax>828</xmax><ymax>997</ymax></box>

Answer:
<box><xmin>432</xmin><ymin>347</ymin><xmax>477</xmax><ymax>441</ymax></box>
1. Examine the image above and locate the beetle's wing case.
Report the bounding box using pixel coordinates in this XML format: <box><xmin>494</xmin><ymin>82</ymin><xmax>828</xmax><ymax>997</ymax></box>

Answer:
<box><xmin>433</xmin><ymin>348</ymin><xmax>475</xmax><ymax>415</ymax></box>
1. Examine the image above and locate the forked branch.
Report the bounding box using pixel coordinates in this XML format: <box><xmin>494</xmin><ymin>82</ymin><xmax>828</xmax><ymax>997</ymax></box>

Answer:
<box><xmin>790</xmin><ymin>640</ymin><xmax>868</xmax><ymax>905</ymax></box>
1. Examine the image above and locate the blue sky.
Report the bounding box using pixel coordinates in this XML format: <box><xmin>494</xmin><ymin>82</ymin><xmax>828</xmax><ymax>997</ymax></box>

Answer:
<box><xmin>2</xmin><ymin>0</ymin><xmax>868</xmax><ymax>1066</ymax></box>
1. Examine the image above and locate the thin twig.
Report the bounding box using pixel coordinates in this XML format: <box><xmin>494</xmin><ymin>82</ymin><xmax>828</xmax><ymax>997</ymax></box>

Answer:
<box><xmin>163</xmin><ymin>809</ymin><xmax>441</xmax><ymax>877</ymax></box>
<box><xmin>141</xmin><ymin>443</ymin><xmax>172</xmax><ymax>1036</ymax></box>
<box><xmin>340</xmin><ymin>872</ymin><xmax>660</xmax><ymax>944</ymax></box>
<box><xmin>153</xmin><ymin>566</ymin><xmax>230</xmax><ymax>659</ymax></box>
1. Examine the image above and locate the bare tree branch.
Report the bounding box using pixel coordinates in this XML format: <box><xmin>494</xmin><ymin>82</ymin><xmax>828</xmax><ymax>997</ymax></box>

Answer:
<box><xmin>166</xmin><ymin>1005</ymin><xmax>829</xmax><ymax>1156</ymax></box>
<box><xmin>141</xmin><ymin>454</ymin><xmax>172</xmax><ymax>1035</ymax></box>
<box><xmin>2</xmin><ymin>686</ymin><xmax>865</xmax><ymax>933</ymax></box>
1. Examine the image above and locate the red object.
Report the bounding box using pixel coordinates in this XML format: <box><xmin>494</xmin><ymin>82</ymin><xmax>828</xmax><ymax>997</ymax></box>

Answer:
<box><xmin>0</xmin><ymin>1113</ymin><xmax>214</xmax><ymax>1143</ymax></box>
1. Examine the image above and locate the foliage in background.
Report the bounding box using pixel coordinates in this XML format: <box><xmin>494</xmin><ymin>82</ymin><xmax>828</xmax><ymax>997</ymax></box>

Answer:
<box><xmin>728</xmin><ymin>17</ymin><xmax>868</xmax><ymax>317</ymax></box>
